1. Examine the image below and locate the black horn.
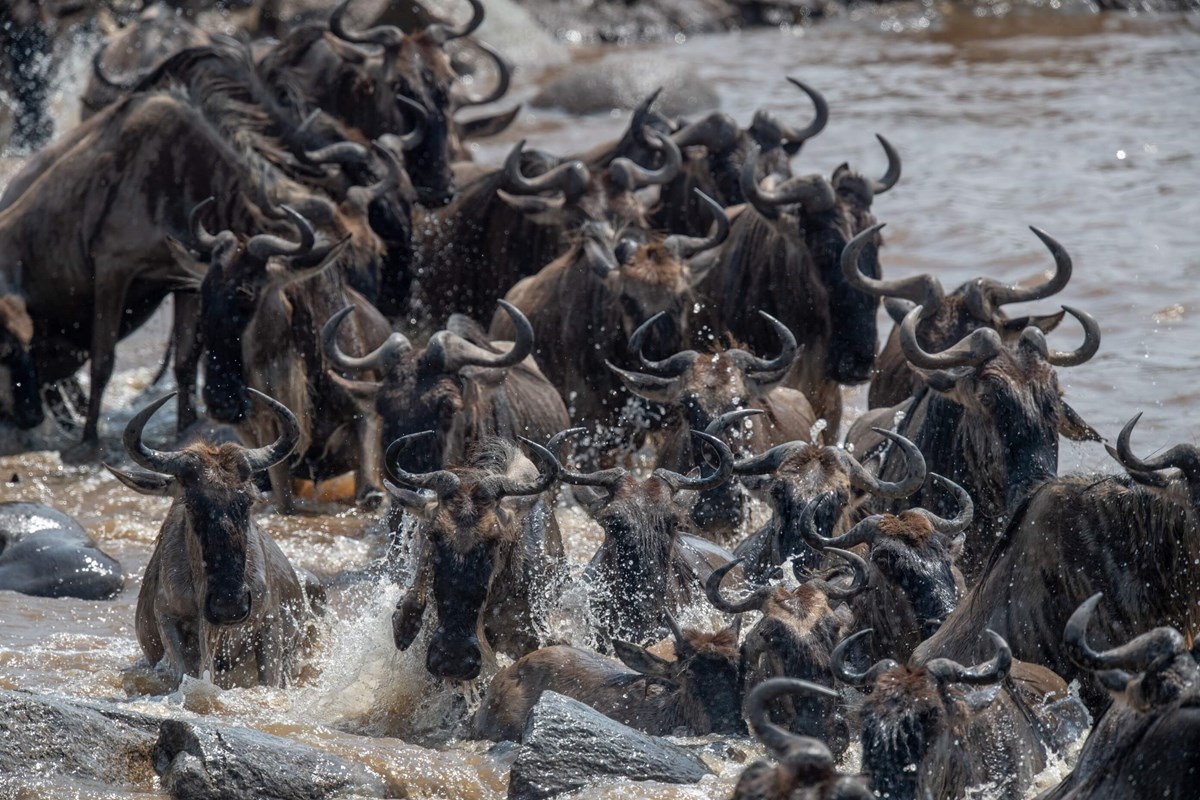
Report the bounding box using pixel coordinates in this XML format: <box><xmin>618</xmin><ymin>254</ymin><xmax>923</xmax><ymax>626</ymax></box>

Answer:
<box><xmin>321</xmin><ymin>306</ymin><xmax>412</xmax><ymax>374</ymax></box>
<box><xmin>662</xmin><ymin>190</ymin><xmax>730</xmax><ymax>260</ymax></box>
<box><xmin>924</xmin><ymin>629</ymin><xmax>1012</xmax><ymax>686</ymax></box>
<box><xmin>831</xmin><ymin>630</ymin><xmax>898</xmax><ymax>687</ymax></box>
<box><xmin>242</xmin><ymin>390</ymin><xmax>303</xmax><ymax>473</ymax></box>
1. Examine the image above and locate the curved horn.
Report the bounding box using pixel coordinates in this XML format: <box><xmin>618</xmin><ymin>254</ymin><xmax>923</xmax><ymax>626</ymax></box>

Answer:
<box><xmin>705</xmin><ymin>559</ymin><xmax>770</xmax><ymax>614</ymax></box>
<box><xmin>477</xmin><ymin>436</ymin><xmax>560</xmax><ymax>500</ymax></box>
<box><xmin>831</xmin><ymin>630</ymin><xmax>898</xmax><ymax>687</ymax></box>
<box><xmin>778</xmin><ymin>77</ymin><xmax>830</xmax><ymax>148</ymax></box>
<box><xmin>924</xmin><ymin>629</ymin><xmax>1012</xmax><ymax>686</ymax></box>
<box><xmin>801</xmin><ymin>501</ymin><xmax>882</xmax><ymax>551</ymax></box>
<box><xmin>627</xmin><ymin>315</ymin><xmax>698</xmax><ymax>377</ymax></box>
<box><xmin>608</xmin><ymin>128</ymin><xmax>682</xmax><ymax>191</ymax></box>
<box><xmin>393</xmin><ymin>94</ymin><xmax>429</xmax><ymax>151</ymax></box>
<box><xmin>739</xmin><ymin>145</ymin><xmax>834</xmax><ymax>218</ymax></box>
<box><xmin>705</xmin><ymin>408</ymin><xmax>765</xmax><ymax>438</ymax></box>
<box><xmin>1112</xmin><ymin>413</ymin><xmax>1200</xmax><ymax>484</ymax></box>
<box><xmin>455</xmin><ymin>41</ymin><xmax>510</xmax><ymax>108</ymax></box>
<box><xmin>734</xmin><ymin>440</ymin><xmax>811</xmax><ymax>476</ymax></box>
<box><xmin>321</xmin><ymin>306</ymin><xmax>412</xmax><ymax>374</ymax></box>
<box><xmin>502</xmin><ymin>140</ymin><xmax>589</xmax><ymax>197</ymax></box>
<box><xmin>1064</xmin><ymin>593</ymin><xmax>1186</xmax><ymax>675</ymax></box>
<box><xmin>671</xmin><ymin>112</ymin><xmax>739</xmax><ymax>154</ymax></box>
<box><xmin>662</xmin><ymin>190</ymin><xmax>730</xmax><ymax>260</ymax></box>
<box><xmin>664</xmin><ymin>612</ymin><xmax>687</xmax><ymax>650</ymax></box>
<box><xmin>91</xmin><ymin>41</ymin><xmax>141</xmax><ymax>91</ymax></box>
<box><xmin>906</xmin><ymin>473</ymin><xmax>974</xmax><ymax>534</ymax></box>
<box><xmin>816</xmin><ymin>547</ymin><xmax>870</xmax><ymax>601</ymax></box>
<box><xmin>242</xmin><ymin>389</ymin><xmax>302</xmax><ymax>473</ymax></box>
<box><xmin>746</xmin><ymin>678</ymin><xmax>839</xmax><ymax>764</ymax></box>
<box><xmin>385</xmin><ymin>432</ymin><xmax>461</xmax><ymax>497</ymax></box>
<box><xmin>545</xmin><ymin>428</ymin><xmax>626</xmax><ymax>489</ymax></box>
<box><xmin>654</xmin><ymin>431</ymin><xmax>734</xmax><ymax>492</ymax></box>
<box><xmin>900</xmin><ymin>304</ymin><xmax>1003</xmax><ymax>370</ymax></box>
<box><xmin>434</xmin><ymin>300</ymin><xmax>533</xmax><ymax>372</ymax></box>
<box><xmin>188</xmin><ymin>197</ymin><xmax>219</xmax><ymax>254</ymax></box>
<box><xmin>425</xmin><ymin>0</ymin><xmax>484</xmax><ymax>45</ymax></box>
<box><xmin>329</xmin><ymin>0</ymin><xmax>404</xmax><ymax>47</ymax></box>
<box><xmin>728</xmin><ymin>312</ymin><xmax>797</xmax><ymax>379</ymax></box>
<box><xmin>1019</xmin><ymin>305</ymin><xmax>1101</xmax><ymax>367</ymax></box>
<box><xmin>984</xmin><ymin>226</ymin><xmax>1074</xmax><ymax>309</ymax></box>
<box><xmin>841</xmin><ymin>223</ymin><xmax>944</xmax><ymax>313</ymax></box>
<box><xmin>246</xmin><ymin>206</ymin><xmax>316</xmax><ymax>261</ymax></box>
<box><xmin>123</xmin><ymin>393</ymin><xmax>187</xmax><ymax>476</ymax></box>
<box><xmin>871</xmin><ymin>134</ymin><xmax>901</xmax><ymax>194</ymax></box>
<box><xmin>837</xmin><ymin>428</ymin><xmax>926</xmax><ymax>499</ymax></box>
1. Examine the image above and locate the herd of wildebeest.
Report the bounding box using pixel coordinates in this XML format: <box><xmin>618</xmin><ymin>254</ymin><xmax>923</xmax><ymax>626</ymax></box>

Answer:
<box><xmin>0</xmin><ymin>1</ymin><xmax>1197</xmax><ymax>798</ymax></box>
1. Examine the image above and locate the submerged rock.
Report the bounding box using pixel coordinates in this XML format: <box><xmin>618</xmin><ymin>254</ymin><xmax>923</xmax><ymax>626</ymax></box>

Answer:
<box><xmin>507</xmin><ymin>691</ymin><xmax>712</xmax><ymax>800</ymax></box>
<box><xmin>155</xmin><ymin>718</ymin><xmax>392</xmax><ymax>800</ymax></box>
<box><xmin>0</xmin><ymin>502</ymin><xmax>124</xmax><ymax>599</ymax></box>
<box><xmin>532</xmin><ymin>55</ymin><xmax>719</xmax><ymax>117</ymax></box>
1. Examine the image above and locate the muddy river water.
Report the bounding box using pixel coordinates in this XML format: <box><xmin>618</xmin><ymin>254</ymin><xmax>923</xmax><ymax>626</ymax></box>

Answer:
<box><xmin>1</xmin><ymin>5</ymin><xmax>1198</xmax><ymax>799</ymax></box>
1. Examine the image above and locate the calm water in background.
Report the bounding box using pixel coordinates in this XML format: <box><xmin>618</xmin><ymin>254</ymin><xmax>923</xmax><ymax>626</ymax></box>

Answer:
<box><xmin>1</xmin><ymin>7</ymin><xmax>1198</xmax><ymax>798</ymax></box>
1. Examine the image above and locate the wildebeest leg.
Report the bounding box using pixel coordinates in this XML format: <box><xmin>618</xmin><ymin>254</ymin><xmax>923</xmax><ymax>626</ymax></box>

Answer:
<box><xmin>63</xmin><ymin>277</ymin><xmax>132</xmax><ymax>462</ymax></box>
<box><xmin>158</xmin><ymin>613</ymin><xmax>194</xmax><ymax>687</ymax></box>
<box><xmin>172</xmin><ymin>292</ymin><xmax>202</xmax><ymax>434</ymax></box>
<box><xmin>268</xmin><ymin>461</ymin><xmax>297</xmax><ymax>515</ymax></box>
<box><xmin>255</xmin><ymin>626</ymin><xmax>285</xmax><ymax>687</ymax></box>
<box><xmin>354</xmin><ymin>412</ymin><xmax>383</xmax><ymax>510</ymax></box>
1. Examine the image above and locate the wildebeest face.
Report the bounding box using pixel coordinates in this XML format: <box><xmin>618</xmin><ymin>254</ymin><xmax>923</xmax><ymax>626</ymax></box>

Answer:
<box><xmin>200</xmin><ymin>245</ymin><xmax>260</xmax><ymax>423</ymax></box>
<box><xmin>869</xmin><ymin>514</ymin><xmax>963</xmax><ymax>637</ymax></box>
<box><xmin>393</xmin><ymin>43</ymin><xmax>456</xmax><ymax>207</ymax></box>
<box><xmin>377</xmin><ymin>362</ymin><xmax>464</xmax><ymax>473</ymax></box>
<box><xmin>0</xmin><ymin>294</ymin><xmax>43</xmax><ymax>429</ymax></box>
<box><xmin>808</xmin><ymin>200</ymin><xmax>879</xmax><ymax>385</ymax></box>
<box><xmin>860</xmin><ymin>668</ymin><xmax>947</xmax><ymax>798</ymax></box>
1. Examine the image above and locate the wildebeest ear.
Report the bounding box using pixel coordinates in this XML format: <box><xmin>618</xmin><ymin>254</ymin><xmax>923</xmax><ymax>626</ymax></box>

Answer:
<box><xmin>495</xmin><ymin>189</ymin><xmax>565</xmax><ymax>224</ymax></box>
<box><xmin>612</xmin><ymin>640</ymin><xmax>675</xmax><ymax>678</ymax></box>
<box><xmin>1000</xmin><ymin>308</ymin><xmax>1066</xmax><ymax>336</ymax></box>
<box><xmin>104</xmin><ymin>464</ymin><xmax>176</xmax><ymax>496</ymax></box>
<box><xmin>165</xmin><ymin>237</ymin><xmax>209</xmax><ymax>279</ymax></box>
<box><xmin>1059</xmin><ymin>402</ymin><xmax>1103</xmax><ymax>442</ymax></box>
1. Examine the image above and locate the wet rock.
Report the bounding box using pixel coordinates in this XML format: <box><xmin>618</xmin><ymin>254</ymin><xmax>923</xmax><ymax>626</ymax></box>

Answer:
<box><xmin>507</xmin><ymin>691</ymin><xmax>711</xmax><ymax>800</ymax></box>
<box><xmin>155</xmin><ymin>718</ymin><xmax>391</xmax><ymax>800</ymax></box>
<box><xmin>0</xmin><ymin>690</ymin><xmax>159</xmax><ymax>790</ymax></box>
<box><xmin>0</xmin><ymin>502</ymin><xmax>125</xmax><ymax>599</ymax></box>
<box><xmin>532</xmin><ymin>56</ymin><xmax>719</xmax><ymax>117</ymax></box>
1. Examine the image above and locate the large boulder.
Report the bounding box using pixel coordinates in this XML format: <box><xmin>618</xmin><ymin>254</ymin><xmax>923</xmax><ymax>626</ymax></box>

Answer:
<box><xmin>155</xmin><ymin>718</ymin><xmax>392</xmax><ymax>800</ymax></box>
<box><xmin>0</xmin><ymin>501</ymin><xmax>125</xmax><ymax>599</ymax></box>
<box><xmin>508</xmin><ymin>691</ymin><xmax>712</xmax><ymax>800</ymax></box>
<box><xmin>531</xmin><ymin>55</ymin><xmax>719</xmax><ymax>117</ymax></box>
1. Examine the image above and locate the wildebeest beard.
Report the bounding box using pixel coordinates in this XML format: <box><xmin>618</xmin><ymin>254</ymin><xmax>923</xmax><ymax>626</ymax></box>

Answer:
<box><xmin>183</xmin><ymin>483</ymin><xmax>254</xmax><ymax>626</ymax></box>
<box><xmin>426</xmin><ymin>536</ymin><xmax>496</xmax><ymax>681</ymax></box>
<box><xmin>596</xmin><ymin>501</ymin><xmax>676</xmax><ymax>642</ymax></box>
<box><xmin>860</xmin><ymin>671</ymin><xmax>946</xmax><ymax>799</ymax></box>
<box><xmin>200</xmin><ymin>262</ymin><xmax>258</xmax><ymax>423</ymax></box>
<box><xmin>809</xmin><ymin>205</ymin><xmax>879</xmax><ymax>385</ymax></box>
<box><xmin>870</xmin><ymin>534</ymin><xmax>959</xmax><ymax>638</ymax></box>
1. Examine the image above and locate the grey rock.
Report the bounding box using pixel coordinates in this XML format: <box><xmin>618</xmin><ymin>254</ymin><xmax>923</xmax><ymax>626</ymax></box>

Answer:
<box><xmin>0</xmin><ymin>501</ymin><xmax>125</xmax><ymax>599</ymax></box>
<box><xmin>508</xmin><ymin>691</ymin><xmax>711</xmax><ymax>800</ymax></box>
<box><xmin>532</xmin><ymin>56</ymin><xmax>719</xmax><ymax>117</ymax></box>
<box><xmin>155</xmin><ymin>718</ymin><xmax>391</xmax><ymax>800</ymax></box>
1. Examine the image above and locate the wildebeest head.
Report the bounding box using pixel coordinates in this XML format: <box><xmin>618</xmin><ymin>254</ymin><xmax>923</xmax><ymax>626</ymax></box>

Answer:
<box><xmin>385</xmin><ymin>433</ymin><xmax>558</xmax><ymax>680</ymax></box>
<box><xmin>106</xmin><ymin>390</ymin><xmax>298</xmax><ymax>626</ymax></box>
<box><xmin>189</xmin><ymin>200</ymin><xmax>348</xmax><ymax>423</ymax></box>
<box><xmin>326</xmin><ymin>0</ymin><xmax>485</xmax><ymax>207</ymax></box>
<box><xmin>322</xmin><ymin>300</ymin><xmax>535</xmax><ymax>473</ymax></box>
<box><xmin>805</xmin><ymin>474</ymin><xmax>974</xmax><ymax>651</ymax></box>
<box><xmin>1107</xmin><ymin>412</ymin><xmax>1200</xmax><ymax>505</ymax></box>
<box><xmin>612</xmin><ymin>612</ymin><xmax>745</xmax><ymax>735</ymax></box>
<box><xmin>844</xmin><ymin>223</ymin><xmax>1077</xmax><ymax>404</ymax></box>
<box><xmin>0</xmin><ymin>293</ymin><xmax>42</xmax><ymax>429</ymax></box>
<box><xmin>732</xmin><ymin>678</ymin><xmax>874</xmax><ymax>800</ymax></box>
<box><xmin>733</xmin><ymin>428</ymin><xmax>926</xmax><ymax>573</ymax></box>
<box><xmin>1065</xmin><ymin>593</ymin><xmax>1200</xmax><ymax>714</ymax></box>
<box><xmin>897</xmin><ymin>301</ymin><xmax>1102</xmax><ymax>500</ymax></box>
<box><xmin>550</xmin><ymin>427</ymin><xmax>734</xmax><ymax>641</ymax></box>
<box><xmin>739</xmin><ymin>136</ymin><xmax>899</xmax><ymax>386</ymax></box>
<box><xmin>708</xmin><ymin>550</ymin><xmax>868</xmax><ymax>754</ymax></box>
<box><xmin>833</xmin><ymin>627</ymin><xmax>1013</xmax><ymax>800</ymax></box>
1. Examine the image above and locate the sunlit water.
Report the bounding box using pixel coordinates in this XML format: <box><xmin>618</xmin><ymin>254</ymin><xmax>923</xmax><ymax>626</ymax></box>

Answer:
<box><xmin>2</xmin><ymin>6</ymin><xmax>1198</xmax><ymax>799</ymax></box>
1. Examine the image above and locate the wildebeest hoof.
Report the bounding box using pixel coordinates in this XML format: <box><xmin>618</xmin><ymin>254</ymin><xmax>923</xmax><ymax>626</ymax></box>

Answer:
<box><xmin>60</xmin><ymin>439</ymin><xmax>101</xmax><ymax>465</ymax></box>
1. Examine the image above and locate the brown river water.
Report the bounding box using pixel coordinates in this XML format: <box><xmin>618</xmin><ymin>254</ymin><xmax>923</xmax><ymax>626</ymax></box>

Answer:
<box><xmin>1</xmin><ymin>5</ymin><xmax>1199</xmax><ymax>798</ymax></box>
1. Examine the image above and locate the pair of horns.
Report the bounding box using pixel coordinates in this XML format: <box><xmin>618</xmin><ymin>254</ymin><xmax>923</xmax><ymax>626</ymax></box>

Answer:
<box><xmin>609</xmin><ymin>127</ymin><xmax>682</xmax><ymax>192</ymax></box>
<box><xmin>188</xmin><ymin>198</ymin><xmax>322</xmax><ymax>262</ymax></box>
<box><xmin>384</xmin><ymin>431</ymin><xmax>559</xmax><ymax>502</ymax></box>
<box><xmin>1064</xmin><ymin>593</ymin><xmax>1187</xmax><ymax>692</ymax></box>
<box><xmin>546</xmin><ymin>428</ymin><xmax>733</xmax><ymax>494</ymax></box>
<box><xmin>705</xmin><ymin>548</ymin><xmax>868</xmax><ymax>614</ymax></box>
<box><xmin>331</xmin><ymin>0</ymin><xmax>483</xmax><ymax>48</ymax></box>
<box><xmin>1108</xmin><ymin>413</ymin><xmax>1200</xmax><ymax>485</ymax></box>
<box><xmin>620</xmin><ymin>310</ymin><xmax>797</xmax><ymax>382</ymax></box>
<box><xmin>502</xmin><ymin>140</ymin><xmax>590</xmax><ymax>199</ymax></box>
<box><xmin>123</xmin><ymin>390</ymin><xmax>298</xmax><ymax>476</ymax></box>
<box><xmin>747</xmin><ymin>77</ymin><xmax>829</xmax><ymax>154</ymax></box>
<box><xmin>832</xmin><ymin>628</ymin><xmax>1011</xmax><ymax>687</ymax></box>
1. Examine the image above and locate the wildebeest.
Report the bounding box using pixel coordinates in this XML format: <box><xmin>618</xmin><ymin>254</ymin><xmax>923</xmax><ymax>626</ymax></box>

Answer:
<box><xmin>610</xmin><ymin>311</ymin><xmax>815</xmax><ymax>539</ymax></box>
<box><xmin>1038</xmin><ymin>594</ymin><xmax>1200</xmax><ymax>800</ymax></box>
<box><xmin>841</xmin><ymin>222</ymin><xmax>1077</xmax><ymax>409</ymax></box>
<box><xmin>322</xmin><ymin>300</ymin><xmax>571</xmax><ymax>478</ymax></box>
<box><xmin>106</xmin><ymin>390</ymin><xmax>317</xmax><ymax>688</ymax></box>
<box><xmin>474</xmin><ymin>612</ymin><xmax>743</xmax><ymax>741</ymax></box>
<box><xmin>915</xmin><ymin>414</ymin><xmax>1200</xmax><ymax>713</ymax></box>
<box><xmin>731</xmin><ymin>679</ymin><xmax>874</xmax><ymax>800</ymax></box>
<box><xmin>0</xmin><ymin>502</ymin><xmax>124</xmax><ymax>599</ymax></box>
<box><xmin>730</xmin><ymin>428</ymin><xmax>926</xmax><ymax>579</ymax></box>
<box><xmin>386</xmin><ymin>433</ymin><xmax>565</xmax><ymax>680</ymax></box>
<box><xmin>706</xmin><ymin>549</ymin><xmax>867</xmax><ymax>756</ymax></box>
<box><xmin>549</xmin><ymin>427</ymin><xmax>738</xmax><ymax>644</ymax></box>
<box><xmin>493</xmin><ymin>180</ymin><xmax>729</xmax><ymax>437</ymax></box>
<box><xmin>696</xmin><ymin>137</ymin><xmax>900</xmax><ymax>436</ymax></box>
<box><xmin>848</xmin><ymin>301</ymin><xmax>1101</xmax><ymax>582</ymax></box>
<box><xmin>804</xmin><ymin>473</ymin><xmax>973</xmax><ymax>663</ymax></box>
<box><xmin>834</xmin><ymin>628</ymin><xmax>1069</xmax><ymax>800</ymax></box>
<box><xmin>195</xmin><ymin>201</ymin><xmax>391</xmax><ymax>512</ymax></box>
